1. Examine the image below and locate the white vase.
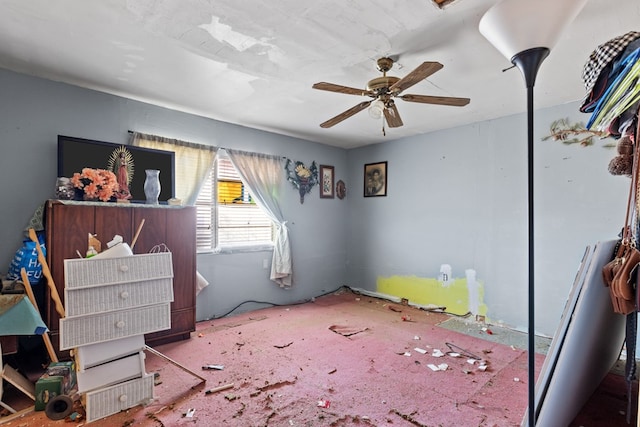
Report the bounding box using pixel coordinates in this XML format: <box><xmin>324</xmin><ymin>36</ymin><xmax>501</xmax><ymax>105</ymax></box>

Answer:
<box><xmin>144</xmin><ymin>169</ymin><xmax>161</xmax><ymax>204</ymax></box>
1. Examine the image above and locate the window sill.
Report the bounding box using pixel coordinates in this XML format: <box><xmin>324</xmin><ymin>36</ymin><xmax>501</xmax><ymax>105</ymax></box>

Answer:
<box><xmin>199</xmin><ymin>243</ymin><xmax>274</xmax><ymax>255</ymax></box>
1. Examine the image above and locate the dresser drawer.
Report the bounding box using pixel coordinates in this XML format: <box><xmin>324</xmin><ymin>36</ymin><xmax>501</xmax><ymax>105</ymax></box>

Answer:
<box><xmin>60</xmin><ymin>303</ymin><xmax>171</xmax><ymax>350</ymax></box>
<box><xmin>65</xmin><ymin>278</ymin><xmax>173</xmax><ymax>317</ymax></box>
<box><xmin>77</xmin><ymin>351</ymin><xmax>146</xmax><ymax>393</ymax></box>
<box><xmin>64</xmin><ymin>252</ymin><xmax>173</xmax><ymax>289</ymax></box>
<box><xmin>75</xmin><ymin>335</ymin><xmax>145</xmax><ymax>371</ymax></box>
<box><xmin>84</xmin><ymin>373</ymin><xmax>154</xmax><ymax>423</ymax></box>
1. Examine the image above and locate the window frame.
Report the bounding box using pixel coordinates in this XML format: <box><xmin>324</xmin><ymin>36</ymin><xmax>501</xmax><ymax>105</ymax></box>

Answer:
<box><xmin>195</xmin><ymin>152</ymin><xmax>275</xmax><ymax>254</ymax></box>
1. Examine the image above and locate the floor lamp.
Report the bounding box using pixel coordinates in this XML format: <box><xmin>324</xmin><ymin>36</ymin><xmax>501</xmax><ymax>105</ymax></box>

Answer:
<box><xmin>479</xmin><ymin>0</ymin><xmax>587</xmax><ymax>425</ymax></box>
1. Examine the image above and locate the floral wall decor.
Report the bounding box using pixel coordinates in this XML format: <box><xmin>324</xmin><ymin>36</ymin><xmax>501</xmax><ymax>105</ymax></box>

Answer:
<box><xmin>285</xmin><ymin>159</ymin><xmax>318</xmax><ymax>204</ymax></box>
<box><xmin>543</xmin><ymin>118</ymin><xmax>613</xmax><ymax>148</ymax></box>
<box><xmin>543</xmin><ymin>117</ymin><xmax>623</xmax><ymax>176</ymax></box>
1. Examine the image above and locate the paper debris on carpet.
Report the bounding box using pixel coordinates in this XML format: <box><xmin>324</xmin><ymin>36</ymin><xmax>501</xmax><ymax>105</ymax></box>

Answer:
<box><xmin>317</xmin><ymin>400</ymin><xmax>331</xmax><ymax>408</ymax></box>
<box><xmin>427</xmin><ymin>363</ymin><xmax>449</xmax><ymax>371</ymax></box>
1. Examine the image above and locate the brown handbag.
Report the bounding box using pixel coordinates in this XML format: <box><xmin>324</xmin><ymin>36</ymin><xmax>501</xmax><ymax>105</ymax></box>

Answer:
<box><xmin>602</xmin><ymin>239</ymin><xmax>624</xmax><ymax>287</ymax></box>
<box><xmin>612</xmin><ymin>244</ymin><xmax>640</xmax><ymax>299</ymax></box>
<box><xmin>603</xmin><ymin>121</ymin><xmax>640</xmax><ymax>314</ymax></box>
<box><xmin>608</xmin><ymin>242</ymin><xmax>640</xmax><ymax>314</ymax></box>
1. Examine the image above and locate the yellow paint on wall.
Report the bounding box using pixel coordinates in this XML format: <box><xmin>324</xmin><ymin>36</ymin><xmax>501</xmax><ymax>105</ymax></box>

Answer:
<box><xmin>377</xmin><ymin>275</ymin><xmax>487</xmax><ymax>316</ymax></box>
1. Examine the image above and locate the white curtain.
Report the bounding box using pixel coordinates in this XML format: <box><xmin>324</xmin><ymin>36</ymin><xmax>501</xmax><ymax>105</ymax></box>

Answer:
<box><xmin>226</xmin><ymin>149</ymin><xmax>292</xmax><ymax>288</ymax></box>
<box><xmin>130</xmin><ymin>132</ymin><xmax>217</xmax><ymax>206</ymax></box>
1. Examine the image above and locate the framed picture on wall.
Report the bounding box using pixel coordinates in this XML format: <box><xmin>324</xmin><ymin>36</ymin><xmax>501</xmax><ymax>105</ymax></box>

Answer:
<box><xmin>364</xmin><ymin>161</ymin><xmax>387</xmax><ymax>197</ymax></box>
<box><xmin>320</xmin><ymin>165</ymin><xmax>335</xmax><ymax>198</ymax></box>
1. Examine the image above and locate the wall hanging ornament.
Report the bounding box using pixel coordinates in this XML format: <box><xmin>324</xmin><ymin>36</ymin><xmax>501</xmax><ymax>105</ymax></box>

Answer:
<box><xmin>542</xmin><ymin>117</ymin><xmax>613</xmax><ymax>147</ymax></box>
<box><xmin>336</xmin><ymin>180</ymin><xmax>346</xmax><ymax>200</ymax></box>
<box><xmin>285</xmin><ymin>159</ymin><xmax>318</xmax><ymax>204</ymax></box>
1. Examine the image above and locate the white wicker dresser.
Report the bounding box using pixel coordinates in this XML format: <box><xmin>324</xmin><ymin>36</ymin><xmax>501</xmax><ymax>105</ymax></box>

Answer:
<box><xmin>60</xmin><ymin>251</ymin><xmax>174</xmax><ymax>423</ymax></box>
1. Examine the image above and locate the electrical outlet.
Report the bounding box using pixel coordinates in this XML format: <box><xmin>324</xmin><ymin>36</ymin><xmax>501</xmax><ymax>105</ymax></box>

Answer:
<box><xmin>262</xmin><ymin>259</ymin><xmax>269</xmax><ymax>269</ymax></box>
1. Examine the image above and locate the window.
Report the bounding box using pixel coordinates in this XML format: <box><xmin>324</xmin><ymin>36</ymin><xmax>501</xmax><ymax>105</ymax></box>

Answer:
<box><xmin>195</xmin><ymin>152</ymin><xmax>274</xmax><ymax>252</ymax></box>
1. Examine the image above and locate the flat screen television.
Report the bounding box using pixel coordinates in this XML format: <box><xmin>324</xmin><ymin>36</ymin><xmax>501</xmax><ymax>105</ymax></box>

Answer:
<box><xmin>57</xmin><ymin>135</ymin><xmax>175</xmax><ymax>203</ymax></box>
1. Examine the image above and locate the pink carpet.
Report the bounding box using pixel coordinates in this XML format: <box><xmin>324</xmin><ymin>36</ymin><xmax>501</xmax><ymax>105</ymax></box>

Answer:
<box><xmin>0</xmin><ymin>289</ymin><xmax>634</xmax><ymax>426</ymax></box>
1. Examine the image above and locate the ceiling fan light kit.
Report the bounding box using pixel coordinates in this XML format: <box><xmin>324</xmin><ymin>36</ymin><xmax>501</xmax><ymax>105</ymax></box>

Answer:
<box><xmin>312</xmin><ymin>56</ymin><xmax>470</xmax><ymax>132</ymax></box>
<box><xmin>368</xmin><ymin>99</ymin><xmax>385</xmax><ymax>119</ymax></box>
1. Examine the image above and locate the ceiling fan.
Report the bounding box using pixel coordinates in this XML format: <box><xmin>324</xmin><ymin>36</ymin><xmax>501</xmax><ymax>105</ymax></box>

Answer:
<box><xmin>312</xmin><ymin>57</ymin><xmax>470</xmax><ymax>129</ymax></box>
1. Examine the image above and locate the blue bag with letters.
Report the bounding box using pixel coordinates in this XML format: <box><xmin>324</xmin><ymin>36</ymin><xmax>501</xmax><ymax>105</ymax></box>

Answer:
<box><xmin>7</xmin><ymin>232</ymin><xmax>46</xmax><ymax>285</ymax></box>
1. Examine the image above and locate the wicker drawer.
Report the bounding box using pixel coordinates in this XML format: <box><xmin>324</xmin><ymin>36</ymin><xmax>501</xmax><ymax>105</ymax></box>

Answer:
<box><xmin>84</xmin><ymin>373</ymin><xmax>154</xmax><ymax>423</ymax></box>
<box><xmin>64</xmin><ymin>252</ymin><xmax>173</xmax><ymax>289</ymax></box>
<box><xmin>65</xmin><ymin>277</ymin><xmax>173</xmax><ymax>317</ymax></box>
<box><xmin>59</xmin><ymin>303</ymin><xmax>171</xmax><ymax>350</ymax></box>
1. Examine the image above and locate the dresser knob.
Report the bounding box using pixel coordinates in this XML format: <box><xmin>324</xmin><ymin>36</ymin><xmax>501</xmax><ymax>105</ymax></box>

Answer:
<box><xmin>120</xmin><ymin>291</ymin><xmax>129</xmax><ymax>299</ymax></box>
<box><xmin>115</xmin><ymin>320</ymin><xmax>126</xmax><ymax>328</ymax></box>
<box><xmin>119</xmin><ymin>394</ymin><xmax>128</xmax><ymax>403</ymax></box>
<box><xmin>119</xmin><ymin>265</ymin><xmax>129</xmax><ymax>272</ymax></box>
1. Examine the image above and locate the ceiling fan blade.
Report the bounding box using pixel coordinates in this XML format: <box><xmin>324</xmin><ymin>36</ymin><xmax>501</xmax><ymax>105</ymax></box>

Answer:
<box><xmin>320</xmin><ymin>100</ymin><xmax>373</xmax><ymax>128</ymax></box>
<box><xmin>383</xmin><ymin>101</ymin><xmax>403</xmax><ymax>128</ymax></box>
<box><xmin>400</xmin><ymin>94</ymin><xmax>470</xmax><ymax>107</ymax></box>
<box><xmin>389</xmin><ymin>61</ymin><xmax>443</xmax><ymax>94</ymax></box>
<box><xmin>312</xmin><ymin>82</ymin><xmax>373</xmax><ymax>96</ymax></box>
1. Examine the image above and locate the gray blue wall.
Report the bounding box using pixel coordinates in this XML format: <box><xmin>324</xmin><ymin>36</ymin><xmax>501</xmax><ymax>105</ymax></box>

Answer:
<box><xmin>0</xmin><ymin>68</ymin><xmax>628</xmax><ymax>337</ymax></box>
<box><xmin>347</xmin><ymin>105</ymin><xmax>627</xmax><ymax>335</ymax></box>
<box><xmin>0</xmin><ymin>68</ymin><xmax>349</xmax><ymax>323</ymax></box>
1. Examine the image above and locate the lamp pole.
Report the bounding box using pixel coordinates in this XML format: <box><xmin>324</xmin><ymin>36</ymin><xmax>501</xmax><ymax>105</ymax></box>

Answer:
<box><xmin>479</xmin><ymin>1</ymin><xmax>587</xmax><ymax>424</ymax></box>
<box><xmin>511</xmin><ymin>46</ymin><xmax>549</xmax><ymax>427</ymax></box>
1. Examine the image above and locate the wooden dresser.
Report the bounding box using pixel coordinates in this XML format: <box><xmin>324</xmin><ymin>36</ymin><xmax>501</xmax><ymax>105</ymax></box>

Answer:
<box><xmin>45</xmin><ymin>200</ymin><xmax>196</xmax><ymax>357</ymax></box>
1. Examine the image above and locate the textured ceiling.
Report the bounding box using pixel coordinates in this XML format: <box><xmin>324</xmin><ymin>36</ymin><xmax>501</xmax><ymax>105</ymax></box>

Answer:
<box><xmin>0</xmin><ymin>0</ymin><xmax>638</xmax><ymax>148</ymax></box>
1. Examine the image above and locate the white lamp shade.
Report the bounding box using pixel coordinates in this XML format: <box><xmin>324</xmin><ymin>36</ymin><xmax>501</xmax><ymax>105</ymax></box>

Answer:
<box><xmin>479</xmin><ymin>0</ymin><xmax>587</xmax><ymax>61</ymax></box>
